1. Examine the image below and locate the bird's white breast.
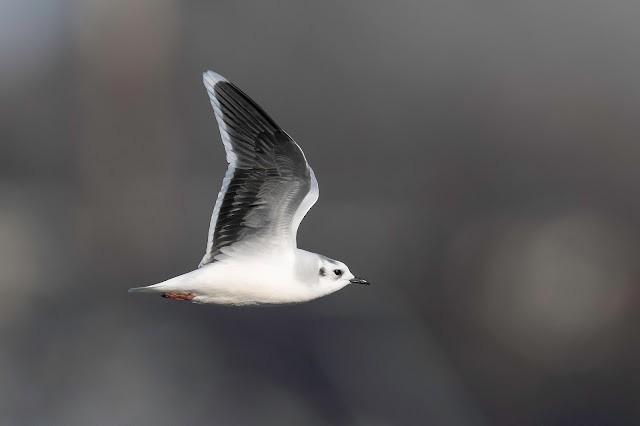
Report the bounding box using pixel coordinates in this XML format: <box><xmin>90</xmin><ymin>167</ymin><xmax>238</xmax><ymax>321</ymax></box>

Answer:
<box><xmin>183</xmin><ymin>251</ymin><xmax>322</xmax><ymax>306</ymax></box>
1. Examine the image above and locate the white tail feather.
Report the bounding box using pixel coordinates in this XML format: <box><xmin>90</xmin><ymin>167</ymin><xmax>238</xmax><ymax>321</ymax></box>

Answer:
<box><xmin>128</xmin><ymin>272</ymin><xmax>194</xmax><ymax>294</ymax></box>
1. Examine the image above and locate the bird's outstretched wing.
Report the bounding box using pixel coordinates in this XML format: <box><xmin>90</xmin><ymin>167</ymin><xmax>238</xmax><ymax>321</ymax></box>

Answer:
<box><xmin>199</xmin><ymin>71</ymin><xmax>319</xmax><ymax>267</ymax></box>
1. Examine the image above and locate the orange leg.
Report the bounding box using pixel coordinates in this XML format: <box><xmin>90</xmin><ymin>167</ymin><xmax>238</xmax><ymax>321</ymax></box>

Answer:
<box><xmin>161</xmin><ymin>292</ymin><xmax>195</xmax><ymax>301</ymax></box>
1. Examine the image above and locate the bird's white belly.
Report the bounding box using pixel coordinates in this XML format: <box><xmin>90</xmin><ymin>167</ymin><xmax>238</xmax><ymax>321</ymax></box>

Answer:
<box><xmin>184</xmin><ymin>259</ymin><xmax>317</xmax><ymax>306</ymax></box>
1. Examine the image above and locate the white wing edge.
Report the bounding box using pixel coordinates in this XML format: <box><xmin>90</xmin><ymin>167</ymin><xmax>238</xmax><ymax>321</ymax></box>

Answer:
<box><xmin>291</xmin><ymin>166</ymin><xmax>319</xmax><ymax>244</ymax></box>
<box><xmin>198</xmin><ymin>165</ymin><xmax>235</xmax><ymax>267</ymax></box>
<box><xmin>199</xmin><ymin>70</ymin><xmax>238</xmax><ymax>267</ymax></box>
<box><xmin>202</xmin><ymin>71</ymin><xmax>238</xmax><ymax>166</ymax></box>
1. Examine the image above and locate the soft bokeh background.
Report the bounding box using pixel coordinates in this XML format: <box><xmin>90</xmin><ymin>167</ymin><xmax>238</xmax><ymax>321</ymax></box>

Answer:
<box><xmin>3</xmin><ymin>1</ymin><xmax>640</xmax><ymax>424</ymax></box>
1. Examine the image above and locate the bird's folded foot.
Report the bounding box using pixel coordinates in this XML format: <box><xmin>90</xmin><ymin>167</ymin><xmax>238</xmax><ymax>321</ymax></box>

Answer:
<box><xmin>161</xmin><ymin>292</ymin><xmax>195</xmax><ymax>301</ymax></box>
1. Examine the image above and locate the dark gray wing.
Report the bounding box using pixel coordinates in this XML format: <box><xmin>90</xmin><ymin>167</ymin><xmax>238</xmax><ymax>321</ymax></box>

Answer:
<box><xmin>199</xmin><ymin>71</ymin><xmax>319</xmax><ymax>267</ymax></box>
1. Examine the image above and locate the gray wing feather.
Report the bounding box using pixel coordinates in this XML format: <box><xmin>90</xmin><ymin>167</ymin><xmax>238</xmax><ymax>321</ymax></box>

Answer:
<box><xmin>199</xmin><ymin>71</ymin><xmax>318</xmax><ymax>267</ymax></box>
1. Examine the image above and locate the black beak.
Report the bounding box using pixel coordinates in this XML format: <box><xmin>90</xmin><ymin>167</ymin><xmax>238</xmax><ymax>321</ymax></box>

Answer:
<box><xmin>349</xmin><ymin>277</ymin><xmax>370</xmax><ymax>285</ymax></box>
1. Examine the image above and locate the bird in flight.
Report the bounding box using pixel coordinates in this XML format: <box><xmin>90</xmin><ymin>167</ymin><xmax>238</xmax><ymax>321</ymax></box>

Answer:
<box><xmin>129</xmin><ymin>71</ymin><xmax>369</xmax><ymax>305</ymax></box>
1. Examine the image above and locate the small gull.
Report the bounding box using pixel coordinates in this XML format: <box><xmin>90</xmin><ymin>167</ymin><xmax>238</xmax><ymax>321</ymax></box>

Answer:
<box><xmin>129</xmin><ymin>71</ymin><xmax>369</xmax><ymax>305</ymax></box>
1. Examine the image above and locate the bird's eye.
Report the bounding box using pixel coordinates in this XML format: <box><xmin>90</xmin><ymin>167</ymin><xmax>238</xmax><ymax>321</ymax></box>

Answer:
<box><xmin>334</xmin><ymin>269</ymin><xmax>343</xmax><ymax>276</ymax></box>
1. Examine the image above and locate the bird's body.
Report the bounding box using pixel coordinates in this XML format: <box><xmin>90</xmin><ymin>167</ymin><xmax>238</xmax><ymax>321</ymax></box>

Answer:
<box><xmin>135</xmin><ymin>249</ymin><xmax>349</xmax><ymax>306</ymax></box>
<box><xmin>129</xmin><ymin>71</ymin><xmax>368</xmax><ymax>306</ymax></box>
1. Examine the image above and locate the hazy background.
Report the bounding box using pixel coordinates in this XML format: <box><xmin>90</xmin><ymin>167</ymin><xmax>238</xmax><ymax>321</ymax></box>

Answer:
<box><xmin>2</xmin><ymin>1</ymin><xmax>640</xmax><ymax>424</ymax></box>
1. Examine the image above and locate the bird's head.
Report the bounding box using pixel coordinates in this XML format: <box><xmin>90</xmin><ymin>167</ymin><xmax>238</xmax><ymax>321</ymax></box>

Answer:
<box><xmin>317</xmin><ymin>256</ymin><xmax>370</xmax><ymax>291</ymax></box>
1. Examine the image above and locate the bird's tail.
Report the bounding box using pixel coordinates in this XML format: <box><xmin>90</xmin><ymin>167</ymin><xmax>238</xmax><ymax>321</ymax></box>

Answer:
<box><xmin>128</xmin><ymin>284</ymin><xmax>165</xmax><ymax>294</ymax></box>
<box><xmin>128</xmin><ymin>272</ymin><xmax>193</xmax><ymax>294</ymax></box>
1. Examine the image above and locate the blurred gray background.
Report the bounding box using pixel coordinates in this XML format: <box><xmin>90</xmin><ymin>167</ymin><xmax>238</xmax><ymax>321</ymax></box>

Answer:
<box><xmin>2</xmin><ymin>1</ymin><xmax>640</xmax><ymax>424</ymax></box>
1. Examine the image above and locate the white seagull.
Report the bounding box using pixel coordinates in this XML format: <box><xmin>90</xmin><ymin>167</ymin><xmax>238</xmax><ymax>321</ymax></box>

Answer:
<box><xmin>129</xmin><ymin>71</ymin><xmax>369</xmax><ymax>305</ymax></box>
